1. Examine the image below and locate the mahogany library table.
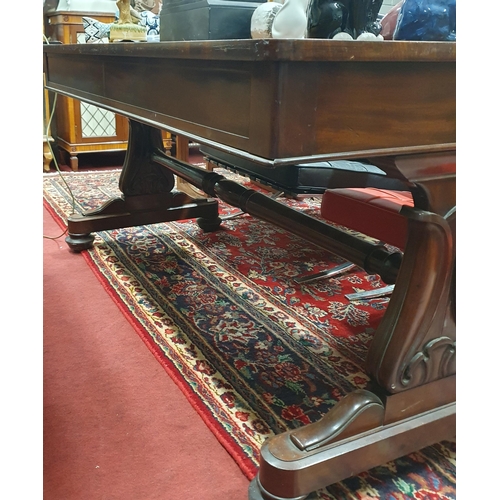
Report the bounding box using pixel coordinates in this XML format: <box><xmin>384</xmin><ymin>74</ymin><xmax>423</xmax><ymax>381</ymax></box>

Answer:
<box><xmin>43</xmin><ymin>39</ymin><xmax>456</xmax><ymax>500</ymax></box>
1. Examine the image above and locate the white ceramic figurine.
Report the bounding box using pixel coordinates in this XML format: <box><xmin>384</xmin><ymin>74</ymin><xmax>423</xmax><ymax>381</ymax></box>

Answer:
<box><xmin>271</xmin><ymin>0</ymin><xmax>310</xmax><ymax>39</ymax></box>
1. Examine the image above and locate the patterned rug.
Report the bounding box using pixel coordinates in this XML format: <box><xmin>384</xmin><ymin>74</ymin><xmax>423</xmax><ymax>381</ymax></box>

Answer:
<box><xmin>43</xmin><ymin>169</ymin><xmax>456</xmax><ymax>500</ymax></box>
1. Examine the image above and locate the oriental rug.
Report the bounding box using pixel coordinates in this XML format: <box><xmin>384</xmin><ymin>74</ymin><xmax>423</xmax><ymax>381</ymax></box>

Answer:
<box><xmin>43</xmin><ymin>169</ymin><xmax>456</xmax><ymax>500</ymax></box>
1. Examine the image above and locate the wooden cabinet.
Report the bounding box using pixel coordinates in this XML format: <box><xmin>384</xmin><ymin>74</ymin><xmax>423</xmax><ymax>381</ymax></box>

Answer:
<box><xmin>46</xmin><ymin>11</ymin><xmax>172</xmax><ymax>170</ymax></box>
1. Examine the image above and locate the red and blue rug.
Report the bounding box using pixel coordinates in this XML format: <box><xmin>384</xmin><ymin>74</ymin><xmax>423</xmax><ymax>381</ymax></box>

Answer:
<box><xmin>43</xmin><ymin>169</ymin><xmax>455</xmax><ymax>499</ymax></box>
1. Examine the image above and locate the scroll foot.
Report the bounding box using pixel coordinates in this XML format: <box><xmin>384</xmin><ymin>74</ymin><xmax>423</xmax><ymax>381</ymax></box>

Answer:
<box><xmin>253</xmin><ymin>388</ymin><xmax>454</xmax><ymax>500</ymax></box>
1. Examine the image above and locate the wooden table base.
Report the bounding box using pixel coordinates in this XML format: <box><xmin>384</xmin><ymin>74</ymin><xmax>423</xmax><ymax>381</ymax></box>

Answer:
<box><xmin>64</xmin><ymin>121</ymin><xmax>221</xmax><ymax>252</ymax></box>
<box><xmin>249</xmin><ymin>380</ymin><xmax>455</xmax><ymax>499</ymax></box>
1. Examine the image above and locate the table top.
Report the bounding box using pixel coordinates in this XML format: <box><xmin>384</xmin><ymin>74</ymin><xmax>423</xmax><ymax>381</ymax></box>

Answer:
<box><xmin>43</xmin><ymin>39</ymin><xmax>456</xmax><ymax>165</ymax></box>
<box><xmin>43</xmin><ymin>38</ymin><xmax>456</xmax><ymax>62</ymax></box>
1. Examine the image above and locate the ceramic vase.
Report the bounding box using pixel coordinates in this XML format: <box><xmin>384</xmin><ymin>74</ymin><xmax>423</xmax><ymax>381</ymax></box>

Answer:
<box><xmin>271</xmin><ymin>0</ymin><xmax>310</xmax><ymax>39</ymax></box>
<box><xmin>251</xmin><ymin>2</ymin><xmax>284</xmax><ymax>39</ymax></box>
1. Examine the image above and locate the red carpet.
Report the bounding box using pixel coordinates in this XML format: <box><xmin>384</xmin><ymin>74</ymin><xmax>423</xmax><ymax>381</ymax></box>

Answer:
<box><xmin>44</xmin><ymin>204</ymin><xmax>250</xmax><ymax>499</ymax></box>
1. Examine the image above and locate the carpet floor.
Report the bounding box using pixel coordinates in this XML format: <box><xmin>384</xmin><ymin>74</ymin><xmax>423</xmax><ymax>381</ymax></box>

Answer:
<box><xmin>43</xmin><ymin>168</ymin><xmax>456</xmax><ymax>499</ymax></box>
<box><xmin>44</xmin><ymin>202</ymin><xmax>250</xmax><ymax>500</ymax></box>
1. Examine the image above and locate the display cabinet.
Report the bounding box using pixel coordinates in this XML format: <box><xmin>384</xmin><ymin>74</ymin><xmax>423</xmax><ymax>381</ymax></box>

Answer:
<box><xmin>45</xmin><ymin>10</ymin><xmax>172</xmax><ymax>170</ymax></box>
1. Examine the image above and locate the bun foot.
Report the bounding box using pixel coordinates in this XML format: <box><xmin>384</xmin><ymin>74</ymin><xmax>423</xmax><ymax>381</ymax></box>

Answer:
<box><xmin>197</xmin><ymin>216</ymin><xmax>222</xmax><ymax>232</ymax></box>
<box><xmin>65</xmin><ymin>233</ymin><xmax>95</xmax><ymax>252</ymax></box>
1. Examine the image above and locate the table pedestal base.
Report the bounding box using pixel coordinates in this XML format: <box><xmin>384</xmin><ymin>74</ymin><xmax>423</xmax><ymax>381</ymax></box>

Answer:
<box><xmin>64</xmin><ymin>120</ymin><xmax>221</xmax><ymax>252</ymax></box>
<box><xmin>250</xmin><ymin>388</ymin><xmax>455</xmax><ymax>500</ymax></box>
<box><xmin>65</xmin><ymin>191</ymin><xmax>220</xmax><ymax>252</ymax></box>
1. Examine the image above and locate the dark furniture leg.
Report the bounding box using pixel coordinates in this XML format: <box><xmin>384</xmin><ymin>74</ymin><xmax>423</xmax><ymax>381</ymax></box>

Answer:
<box><xmin>65</xmin><ymin>120</ymin><xmax>221</xmax><ymax>252</ymax></box>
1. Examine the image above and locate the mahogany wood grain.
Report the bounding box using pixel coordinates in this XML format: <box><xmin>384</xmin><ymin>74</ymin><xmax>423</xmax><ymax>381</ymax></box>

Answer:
<box><xmin>44</xmin><ymin>39</ymin><xmax>455</xmax><ymax>164</ymax></box>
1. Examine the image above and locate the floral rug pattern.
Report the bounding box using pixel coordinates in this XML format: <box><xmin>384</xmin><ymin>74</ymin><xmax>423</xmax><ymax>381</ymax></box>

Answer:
<box><xmin>43</xmin><ymin>169</ymin><xmax>455</xmax><ymax>499</ymax></box>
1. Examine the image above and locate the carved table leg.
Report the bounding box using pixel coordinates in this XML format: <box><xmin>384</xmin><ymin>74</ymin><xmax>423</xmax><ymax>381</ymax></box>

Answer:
<box><xmin>366</xmin><ymin>152</ymin><xmax>456</xmax><ymax>394</ymax></box>
<box><xmin>251</xmin><ymin>153</ymin><xmax>456</xmax><ymax>499</ymax></box>
<box><xmin>366</xmin><ymin>205</ymin><xmax>456</xmax><ymax>392</ymax></box>
<box><xmin>65</xmin><ymin>120</ymin><xmax>221</xmax><ymax>251</ymax></box>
